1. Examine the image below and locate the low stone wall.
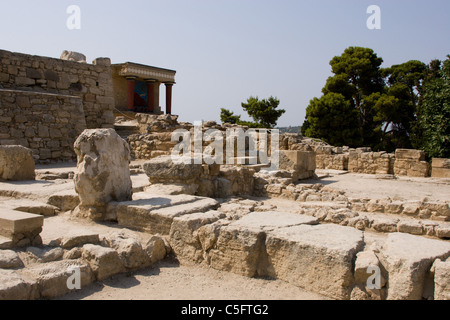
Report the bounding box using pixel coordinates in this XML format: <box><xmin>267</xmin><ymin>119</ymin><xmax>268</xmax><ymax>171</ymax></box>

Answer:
<box><xmin>394</xmin><ymin>149</ymin><xmax>430</xmax><ymax>177</ymax></box>
<box><xmin>432</xmin><ymin>158</ymin><xmax>450</xmax><ymax>178</ymax></box>
<box><xmin>143</xmin><ymin>156</ymin><xmax>256</xmax><ymax>198</ymax></box>
<box><xmin>0</xmin><ymin>89</ymin><xmax>86</xmax><ymax>162</ymax></box>
<box><xmin>314</xmin><ymin>145</ymin><xmax>395</xmax><ymax>175</ymax></box>
<box><xmin>313</xmin><ymin>145</ymin><xmax>434</xmax><ymax>178</ymax></box>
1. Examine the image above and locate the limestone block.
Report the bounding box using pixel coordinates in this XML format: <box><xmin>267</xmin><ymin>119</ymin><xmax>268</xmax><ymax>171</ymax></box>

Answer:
<box><xmin>60</xmin><ymin>50</ymin><xmax>87</xmax><ymax>63</ymax></box>
<box><xmin>116</xmin><ymin>195</ymin><xmax>219</xmax><ymax>235</ymax></box>
<box><xmin>143</xmin><ymin>235</ymin><xmax>167</xmax><ymax>264</ymax></box>
<box><xmin>73</xmin><ymin>129</ymin><xmax>132</xmax><ymax>220</ymax></box>
<box><xmin>397</xmin><ymin>220</ymin><xmax>424</xmax><ymax>235</ymax></box>
<box><xmin>143</xmin><ymin>155</ymin><xmax>203</xmax><ymax>184</ymax></box>
<box><xmin>432</xmin><ymin>158</ymin><xmax>450</xmax><ymax>178</ymax></box>
<box><xmin>92</xmin><ymin>57</ymin><xmax>111</xmax><ymax>67</ymax></box>
<box><xmin>102</xmin><ymin>232</ymin><xmax>150</xmax><ymax>270</ymax></box>
<box><xmin>208</xmin><ymin>212</ymin><xmax>320</xmax><ymax>278</ymax></box>
<box><xmin>378</xmin><ymin>233</ymin><xmax>450</xmax><ymax>300</ymax></box>
<box><xmin>208</xmin><ymin>226</ymin><xmax>266</xmax><ymax>278</ymax></box>
<box><xmin>47</xmin><ymin>189</ymin><xmax>80</xmax><ymax>212</ymax></box>
<box><xmin>352</xmin><ymin>249</ymin><xmax>386</xmax><ymax>300</ymax></box>
<box><xmin>0</xmin><ymin>269</ymin><xmax>38</xmax><ymax>300</ymax></box>
<box><xmin>58</xmin><ymin>233</ymin><xmax>100</xmax><ymax>249</ymax></box>
<box><xmin>314</xmin><ymin>146</ymin><xmax>333</xmax><ymax>155</ymax></box>
<box><xmin>169</xmin><ymin>210</ymin><xmax>225</xmax><ymax>263</ymax></box>
<box><xmin>144</xmin><ymin>183</ymin><xmax>198</xmax><ymax>196</ymax></box>
<box><xmin>354</xmin><ymin>250</ymin><xmax>383</xmax><ymax>285</ymax></box>
<box><xmin>435</xmin><ymin>225</ymin><xmax>450</xmax><ymax>239</ymax></box>
<box><xmin>432</xmin><ymin>258</ymin><xmax>450</xmax><ymax>300</ymax></box>
<box><xmin>25</xmin><ymin>247</ymin><xmax>64</xmax><ymax>263</ymax></box>
<box><xmin>408</xmin><ymin>161</ymin><xmax>430</xmax><ymax>177</ymax></box>
<box><xmin>266</xmin><ymin>224</ymin><xmax>364</xmax><ymax>300</ymax></box>
<box><xmin>279</xmin><ymin>150</ymin><xmax>316</xmax><ymax>181</ymax></box>
<box><xmin>81</xmin><ymin>244</ymin><xmax>125</xmax><ymax>281</ymax></box>
<box><xmin>0</xmin><ymin>250</ymin><xmax>23</xmax><ymax>269</ymax></box>
<box><xmin>0</xmin><ymin>209</ymin><xmax>43</xmax><ymax>246</ymax></box>
<box><xmin>371</xmin><ymin>217</ymin><xmax>399</xmax><ymax>233</ymax></box>
<box><xmin>395</xmin><ymin>149</ymin><xmax>425</xmax><ymax>161</ymax></box>
<box><xmin>0</xmin><ymin>145</ymin><xmax>35</xmax><ymax>181</ymax></box>
<box><xmin>20</xmin><ymin>259</ymin><xmax>94</xmax><ymax>299</ymax></box>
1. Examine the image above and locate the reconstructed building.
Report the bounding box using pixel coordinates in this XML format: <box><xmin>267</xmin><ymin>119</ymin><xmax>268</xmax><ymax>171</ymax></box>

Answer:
<box><xmin>112</xmin><ymin>62</ymin><xmax>176</xmax><ymax>115</ymax></box>
<box><xmin>0</xmin><ymin>49</ymin><xmax>176</xmax><ymax>162</ymax></box>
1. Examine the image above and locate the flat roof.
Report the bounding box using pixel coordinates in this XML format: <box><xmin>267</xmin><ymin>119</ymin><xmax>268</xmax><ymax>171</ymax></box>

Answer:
<box><xmin>112</xmin><ymin>62</ymin><xmax>176</xmax><ymax>74</ymax></box>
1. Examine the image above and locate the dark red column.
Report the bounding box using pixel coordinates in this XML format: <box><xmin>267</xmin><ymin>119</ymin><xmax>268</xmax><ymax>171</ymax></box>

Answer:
<box><xmin>165</xmin><ymin>82</ymin><xmax>174</xmax><ymax>115</ymax></box>
<box><xmin>147</xmin><ymin>80</ymin><xmax>156</xmax><ymax>113</ymax></box>
<box><xmin>126</xmin><ymin>77</ymin><xmax>136</xmax><ymax>111</ymax></box>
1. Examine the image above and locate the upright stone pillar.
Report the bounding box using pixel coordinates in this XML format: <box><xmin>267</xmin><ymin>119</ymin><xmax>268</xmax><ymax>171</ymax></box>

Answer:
<box><xmin>73</xmin><ymin>129</ymin><xmax>133</xmax><ymax>221</ymax></box>
<box><xmin>126</xmin><ymin>77</ymin><xmax>136</xmax><ymax>111</ymax></box>
<box><xmin>165</xmin><ymin>82</ymin><xmax>174</xmax><ymax>115</ymax></box>
<box><xmin>146</xmin><ymin>79</ymin><xmax>156</xmax><ymax>113</ymax></box>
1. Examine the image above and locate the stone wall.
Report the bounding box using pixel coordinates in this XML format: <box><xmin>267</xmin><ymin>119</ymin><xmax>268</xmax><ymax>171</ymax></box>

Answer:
<box><xmin>432</xmin><ymin>158</ymin><xmax>450</xmax><ymax>178</ymax></box>
<box><xmin>313</xmin><ymin>144</ymin><xmax>432</xmax><ymax>178</ymax></box>
<box><xmin>394</xmin><ymin>149</ymin><xmax>430</xmax><ymax>177</ymax></box>
<box><xmin>0</xmin><ymin>49</ymin><xmax>114</xmax><ymax>129</ymax></box>
<box><xmin>314</xmin><ymin>145</ymin><xmax>395</xmax><ymax>175</ymax></box>
<box><xmin>0</xmin><ymin>89</ymin><xmax>86</xmax><ymax>162</ymax></box>
<box><xmin>128</xmin><ymin>114</ymin><xmax>275</xmax><ymax>163</ymax></box>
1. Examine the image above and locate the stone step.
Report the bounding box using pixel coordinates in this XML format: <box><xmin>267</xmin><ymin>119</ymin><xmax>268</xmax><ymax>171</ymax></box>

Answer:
<box><xmin>0</xmin><ymin>209</ymin><xmax>44</xmax><ymax>244</ymax></box>
<box><xmin>0</xmin><ymin>199</ymin><xmax>59</xmax><ymax>217</ymax></box>
<box><xmin>113</xmin><ymin>194</ymin><xmax>220</xmax><ymax>235</ymax></box>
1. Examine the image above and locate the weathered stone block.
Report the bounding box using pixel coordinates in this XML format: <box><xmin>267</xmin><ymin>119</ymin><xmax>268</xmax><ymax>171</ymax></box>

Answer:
<box><xmin>0</xmin><ymin>145</ymin><xmax>35</xmax><ymax>181</ymax></box>
<box><xmin>169</xmin><ymin>211</ymin><xmax>225</xmax><ymax>263</ymax></box>
<box><xmin>378</xmin><ymin>233</ymin><xmax>450</xmax><ymax>300</ymax></box>
<box><xmin>81</xmin><ymin>244</ymin><xmax>125</xmax><ymax>281</ymax></box>
<box><xmin>0</xmin><ymin>209</ymin><xmax>43</xmax><ymax>241</ymax></box>
<box><xmin>0</xmin><ymin>250</ymin><xmax>23</xmax><ymax>269</ymax></box>
<box><xmin>116</xmin><ymin>195</ymin><xmax>219</xmax><ymax>235</ymax></box>
<box><xmin>73</xmin><ymin>129</ymin><xmax>132</xmax><ymax>220</ymax></box>
<box><xmin>395</xmin><ymin>149</ymin><xmax>425</xmax><ymax>161</ymax></box>
<box><xmin>0</xmin><ymin>269</ymin><xmax>38</xmax><ymax>300</ymax></box>
<box><xmin>20</xmin><ymin>259</ymin><xmax>94</xmax><ymax>299</ymax></box>
<box><xmin>143</xmin><ymin>155</ymin><xmax>203</xmax><ymax>184</ymax></box>
<box><xmin>432</xmin><ymin>258</ymin><xmax>450</xmax><ymax>300</ymax></box>
<box><xmin>265</xmin><ymin>224</ymin><xmax>365</xmax><ymax>300</ymax></box>
<box><xmin>432</xmin><ymin>158</ymin><xmax>450</xmax><ymax>178</ymax></box>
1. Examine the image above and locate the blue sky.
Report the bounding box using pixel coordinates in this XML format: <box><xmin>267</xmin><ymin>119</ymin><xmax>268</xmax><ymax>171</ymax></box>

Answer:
<box><xmin>1</xmin><ymin>0</ymin><xmax>449</xmax><ymax>127</ymax></box>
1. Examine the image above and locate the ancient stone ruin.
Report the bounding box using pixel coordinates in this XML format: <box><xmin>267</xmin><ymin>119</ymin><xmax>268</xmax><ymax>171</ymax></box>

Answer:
<box><xmin>0</xmin><ymin>49</ymin><xmax>449</xmax><ymax>300</ymax></box>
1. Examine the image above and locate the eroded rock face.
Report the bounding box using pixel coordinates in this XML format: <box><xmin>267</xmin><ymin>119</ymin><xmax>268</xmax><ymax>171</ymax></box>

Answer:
<box><xmin>0</xmin><ymin>146</ymin><xmax>35</xmax><ymax>181</ymax></box>
<box><xmin>378</xmin><ymin>233</ymin><xmax>450</xmax><ymax>300</ymax></box>
<box><xmin>73</xmin><ymin>129</ymin><xmax>132</xmax><ymax>220</ymax></box>
<box><xmin>432</xmin><ymin>258</ymin><xmax>450</xmax><ymax>300</ymax></box>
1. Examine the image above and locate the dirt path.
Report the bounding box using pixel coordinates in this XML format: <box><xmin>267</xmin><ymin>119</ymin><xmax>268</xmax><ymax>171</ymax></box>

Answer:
<box><xmin>57</xmin><ymin>258</ymin><xmax>329</xmax><ymax>300</ymax></box>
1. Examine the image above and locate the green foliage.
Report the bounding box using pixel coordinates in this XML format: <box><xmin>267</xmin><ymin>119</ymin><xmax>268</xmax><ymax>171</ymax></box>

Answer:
<box><xmin>220</xmin><ymin>96</ymin><xmax>285</xmax><ymax>129</ymax></box>
<box><xmin>301</xmin><ymin>46</ymin><xmax>444</xmax><ymax>154</ymax></box>
<box><xmin>241</xmin><ymin>96</ymin><xmax>286</xmax><ymax>129</ymax></box>
<box><xmin>302</xmin><ymin>93</ymin><xmax>363</xmax><ymax>147</ymax></box>
<box><xmin>220</xmin><ymin>108</ymin><xmax>241</xmax><ymax>124</ymax></box>
<box><xmin>416</xmin><ymin>56</ymin><xmax>450</xmax><ymax>159</ymax></box>
<box><xmin>303</xmin><ymin>47</ymin><xmax>384</xmax><ymax>147</ymax></box>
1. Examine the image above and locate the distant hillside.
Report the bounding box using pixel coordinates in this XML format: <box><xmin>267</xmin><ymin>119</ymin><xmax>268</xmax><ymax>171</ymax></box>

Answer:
<box><xmin>276</xmin><ymin>126</ymin><xmax>302</xmax><ymax>134</ymax></box>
